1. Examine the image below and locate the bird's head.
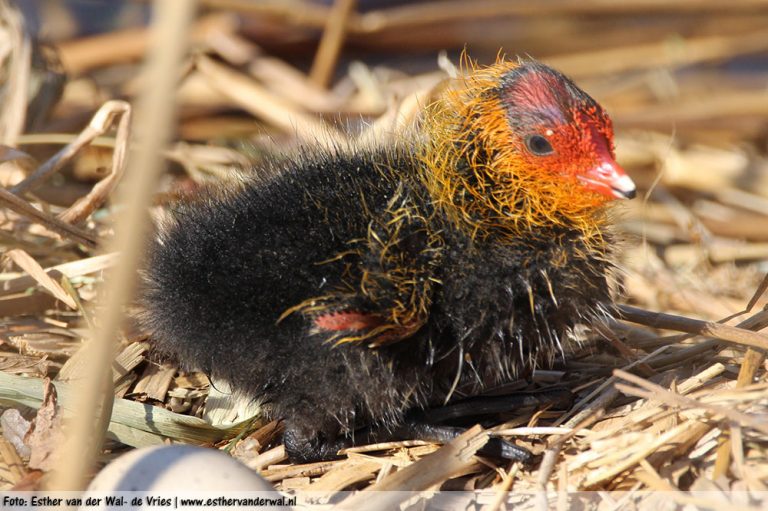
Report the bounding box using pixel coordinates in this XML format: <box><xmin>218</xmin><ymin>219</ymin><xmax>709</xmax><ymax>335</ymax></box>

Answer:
<box><xmin>421</xmin><ymin>58</ymin><xmax>636</xmax><ymax>236</ymax></box>
<box><xmin>498</xmin><ymin>62</ymin><xmax>636</xmax><ymax>201</ymax></box>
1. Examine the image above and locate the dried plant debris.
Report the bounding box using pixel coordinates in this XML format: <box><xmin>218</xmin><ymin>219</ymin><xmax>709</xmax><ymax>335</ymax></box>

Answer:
<box><xmin>1</xmin><ymin>408</ymin><xmax>31</xmax><ymax>459</ymax></box>
<box><xmin>0</xmin><ymin>0</ymin><xmax>767</xmax><ymax>506</ymax></box>
<box><xmin>24</xmin><ymin>378</ymin><xmax>63</xmax><ymax>472</ymax></box>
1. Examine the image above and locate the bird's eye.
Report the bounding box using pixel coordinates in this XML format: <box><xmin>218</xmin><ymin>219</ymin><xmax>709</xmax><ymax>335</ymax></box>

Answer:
<box><xmin>525</xmin><ymin>134</ymin><xmax>554</xmax><ymax>156</ymax></box>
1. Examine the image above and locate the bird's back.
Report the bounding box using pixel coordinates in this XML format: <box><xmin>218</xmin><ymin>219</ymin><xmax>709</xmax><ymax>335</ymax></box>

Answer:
<box><xmin>141</xmin><ymin>146</ymin><xmax>414</xmax><ymax>360</ymax></box>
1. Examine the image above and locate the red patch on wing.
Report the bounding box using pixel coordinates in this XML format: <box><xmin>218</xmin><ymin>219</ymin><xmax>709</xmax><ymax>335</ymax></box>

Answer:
<box><xmin>314</xmin><ymin>311</ymin><xmax>384</xmax><ymax>332</ymax></box>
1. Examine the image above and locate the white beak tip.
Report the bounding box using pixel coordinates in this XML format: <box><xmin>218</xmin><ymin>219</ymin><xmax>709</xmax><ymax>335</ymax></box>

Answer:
<box><xmin>610</xmin><ymin>174</ymin><xmax>637</xmax><ymax>200</ymax></box>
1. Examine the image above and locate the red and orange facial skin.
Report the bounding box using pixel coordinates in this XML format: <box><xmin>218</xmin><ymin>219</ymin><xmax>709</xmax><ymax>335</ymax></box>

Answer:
<box><xmin>420</xmin><ymin>57</ymin><xmax>636</xmax><ymax>241</ymax></box>
<box><xmin>505</xmin><ymin>68</ymin><xmax>635</xmax><ymax>202</ymax></box>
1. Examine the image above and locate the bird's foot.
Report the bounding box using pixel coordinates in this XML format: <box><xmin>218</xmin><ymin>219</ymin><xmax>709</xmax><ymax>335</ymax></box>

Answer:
<box><xmin>392</xmin><ymin>387</ymin><xmax>575</xmax><ymax>463</ymax></box>
<box><xmin>391</xmin><ymin>421</ymin><xmax>532</xmax><ymax>463</ymax></box>
<box><xmin>282</xmin><ymin>420</ymin><xmax>530</xmax><ymax>463</ymax></box>
<box><xmin>282</xmin><ymin>388</ymin><xmax>571</xmax><ymax>463</ymax></box>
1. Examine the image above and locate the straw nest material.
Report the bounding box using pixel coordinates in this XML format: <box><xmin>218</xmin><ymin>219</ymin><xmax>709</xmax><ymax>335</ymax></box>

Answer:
<box><xmin>1</xmin><ymin>1</ymin><xmax>768</xmax><ymax>509</ymax></box>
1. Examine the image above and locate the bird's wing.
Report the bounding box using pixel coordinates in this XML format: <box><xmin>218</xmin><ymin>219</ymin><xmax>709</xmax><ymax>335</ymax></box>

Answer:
<box><xmin>281</xmin><ymin>184</ymin><xmax>443</xmax><ymax>348</ymax></box>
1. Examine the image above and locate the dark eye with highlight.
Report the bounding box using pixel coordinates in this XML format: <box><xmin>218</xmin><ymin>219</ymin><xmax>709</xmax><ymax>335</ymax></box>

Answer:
<box><xmin>525</xmin><ymin>134</ymin><xmax>554</xmax><ymax>156</ymax></box>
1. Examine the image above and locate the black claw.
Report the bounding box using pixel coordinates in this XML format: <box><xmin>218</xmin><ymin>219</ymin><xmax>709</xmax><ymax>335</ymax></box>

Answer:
<box><xmin>283</xmin><ymin>428</ymin><xmax>351</xmax><ymax>463</ymax></box>
<box><xmin>479</xmin><ymin>437</ymin><xmax>533</xmax><ymax>463</ymax></box>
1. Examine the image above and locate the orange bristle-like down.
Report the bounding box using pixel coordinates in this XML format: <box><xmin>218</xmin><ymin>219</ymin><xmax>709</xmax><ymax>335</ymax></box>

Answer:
<box><xmin>418</xmin><ymin>57</ymin><xmax>616</xmax><ymax>245</ymax></box>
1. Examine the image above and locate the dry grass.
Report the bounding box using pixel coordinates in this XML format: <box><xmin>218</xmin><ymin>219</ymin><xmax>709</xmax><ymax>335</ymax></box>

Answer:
<box><xmin>1</xmin><ymin>0</ymin><xmax>768</xmax><ymax>508</ymax></box>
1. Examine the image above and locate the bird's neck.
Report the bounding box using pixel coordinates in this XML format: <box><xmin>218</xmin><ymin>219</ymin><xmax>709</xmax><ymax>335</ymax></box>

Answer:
<box><xmin>417</xmin><ymin>83</ymin><xmax>610</xmax><ymax>245</ymax></box>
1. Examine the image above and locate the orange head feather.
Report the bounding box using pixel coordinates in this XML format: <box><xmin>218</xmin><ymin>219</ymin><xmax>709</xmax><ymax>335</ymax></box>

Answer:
<box><xmin>419</xmin><ymin>57</ymin><xmax>635</xmax><ymax>240</ymax></box>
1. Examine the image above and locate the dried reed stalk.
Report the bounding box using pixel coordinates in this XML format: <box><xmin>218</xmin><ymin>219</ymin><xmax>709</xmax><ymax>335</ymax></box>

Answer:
<box><xmin>309</xmin><ymin>0</ymin><xmax>356</xmax><ymax>88</ymax></box>
<box><xmin>46</xmin><ymin>0</ymin><xmax>197</xmax><ymax>490</ymax></box>
<box><xmin>0</xmin><ymin>188</ymin><xmax>97</xmax><ymax>247</ymax></box>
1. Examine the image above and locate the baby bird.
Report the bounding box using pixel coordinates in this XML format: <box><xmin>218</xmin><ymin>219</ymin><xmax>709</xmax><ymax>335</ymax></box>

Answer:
<box><xmin>139</xmin><ymin>58</ymin><xmax>636</xmax><ymax>462</ymax></box>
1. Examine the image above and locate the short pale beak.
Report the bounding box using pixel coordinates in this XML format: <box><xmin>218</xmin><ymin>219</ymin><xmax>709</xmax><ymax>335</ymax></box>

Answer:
<box><xmin>578</xmin><ymin>158</ymin><xmax>636</xmax><ymax>200</ymax></box>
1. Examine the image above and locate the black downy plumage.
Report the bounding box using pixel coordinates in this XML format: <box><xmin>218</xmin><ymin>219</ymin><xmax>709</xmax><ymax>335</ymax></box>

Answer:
<box><xmin>139</xmin><ymin>59</ymin><xmax>636</xmax><ymax>462</ymax></box>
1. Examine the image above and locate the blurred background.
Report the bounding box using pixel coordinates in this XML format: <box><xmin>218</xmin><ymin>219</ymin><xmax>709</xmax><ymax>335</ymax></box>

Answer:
<box><xmin>1</xmin><ymin>0</ymin><xmax>768</xmax><ymax>494</ymax></box>
<box><xmin>18</xmin><ymin>0</ymin><xmax>768</xmax><ymax>144</ymax></box>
